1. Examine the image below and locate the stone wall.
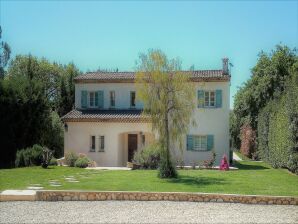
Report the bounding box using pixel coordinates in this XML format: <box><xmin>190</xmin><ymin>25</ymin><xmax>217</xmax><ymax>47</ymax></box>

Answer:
<box><xmin>36</xmin><ymin>191</ymin><xmax>298</xmax><ymax>205</ymax></box>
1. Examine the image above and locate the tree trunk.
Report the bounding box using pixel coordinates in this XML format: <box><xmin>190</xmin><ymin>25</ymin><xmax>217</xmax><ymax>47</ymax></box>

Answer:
<box><xmin>165</xmin><ymin>112</ymin><xmax>170</xmax><ymax>164</ymax></box>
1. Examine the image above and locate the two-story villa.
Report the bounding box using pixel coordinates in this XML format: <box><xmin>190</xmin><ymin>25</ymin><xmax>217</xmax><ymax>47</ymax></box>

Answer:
<box><xmin>62</xmin><ymin>58</ymin><xmax>230</xmax><ymax>167</ymax></box>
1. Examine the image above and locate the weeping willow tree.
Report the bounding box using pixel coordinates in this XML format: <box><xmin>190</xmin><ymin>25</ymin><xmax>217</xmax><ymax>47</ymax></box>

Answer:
<box><xmin>136</xmin><ymin>49</ymin><xmax>195</xmax><ymax>178</ymax></box>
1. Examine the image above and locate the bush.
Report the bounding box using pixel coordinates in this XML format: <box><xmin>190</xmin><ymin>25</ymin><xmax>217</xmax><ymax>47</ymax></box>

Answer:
<box><xmin>15</xmin><ymin>150</ymin><xmax>25</xmax><ymax>167</ymax></box>
<box><xmin>133</xmin><ymin>143</ymin><xmax>161</xmax><ymax>169</ymax></box>
<box><xmin>240</xmin><ymin>122</ymin><xmax>256</xmax><ymax>159</ymax></box>
<box><xmin>15</xmin><ymin>144</ymin><xmax>43</xmax><ymax>167</ymax></box>
<box><xmin>65</xmin><ymin>151</ymin><xmax>78</xmax><ymax>167</ymax></box>
<box><xmin>49</xmin><ymin>157</ymin><xmax>58</xmax><ymax>166</ymax></box>
<box><xmin>74</xmin><ymin>157</ymin><xmax>90</xmax><ymax>168</ymax></box>
<box><xmin>203</xmin><ymin>151</ymin><xmax>216</xmax><ymax>168</ymax></box>
<box><xmin>31</xmin><ymin>144</ymin><xmax>43</xmax><ymax>165</ymax></box>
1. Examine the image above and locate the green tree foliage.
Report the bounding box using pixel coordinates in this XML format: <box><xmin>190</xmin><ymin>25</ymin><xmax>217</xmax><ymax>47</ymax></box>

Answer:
<box><xmin>0</xmin><ymin>56</ymin><xmax>51</xmax><ymax>167</ymax></box>
<box><xmin>136</xmin><ymin>49</ymin><xmax>196</xmax><ymax>178</ymax></box>
<box><xmin>232</xmin><ymin>45</ymin><xmax>297</xmax><ymax>149</ymax></box>
<box><xmin>0</xmin><ymin>55</ymin><xmax>80</xmax><ymax>168</ymax></box>
<box><xmin>58</xmin><ymin>63</ymin><xmax>79</xmax><ymax>116</ymax></box>
<box><xmin>0</xmin><ymin>26</ymin><xmax>11</xmax><ymax>78</ymax></box>
<box><xmin>43</xmin><ymin>111</ymin><xmax>64</xmax><ymax>158</ymax></box>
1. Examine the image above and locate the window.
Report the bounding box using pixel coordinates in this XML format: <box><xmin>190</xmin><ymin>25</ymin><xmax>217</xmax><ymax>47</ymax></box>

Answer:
<box><xmin>110</xmin><ymin>91</ymin><xmax>115</xmax><ymax>108</ymax></box>
<box><xmin>100</xmin><ymin>136</ymin><xmax>105</xmax><ymax>151</ymax></box>
<box><xmin>193</xmin><ymin>136</ymin><xmax>207</xmax><ymax>151</ymax></box>
<box><xmin>90</xmin><ymin>136</ymin><xmax>96</xmax><ymax>152</ymax></box>
<box><xmin>141</xmin><ymin>134</ymin><xmax>145</xmax><ymax>145</ymax></box>
<box><xmin>130</xmin><ymin>91</ymin><xmax>136</xmax><ymax>108</ymax></box>
<box><xmin>204</xmin><ymin>91</ymin><xmax>215</xmax><ymax>107</ymax></box>
<box><xmin>89</xmin><ymin>92</ymin><xmax>95</xmax><ymax>108</ymax></box>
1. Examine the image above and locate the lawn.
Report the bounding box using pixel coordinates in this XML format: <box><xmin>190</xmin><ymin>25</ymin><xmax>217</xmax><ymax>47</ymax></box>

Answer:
<box><xmin>0</xmin><ymin>160</ymin><xmax>297</xmax><ymax>196</ymax></box>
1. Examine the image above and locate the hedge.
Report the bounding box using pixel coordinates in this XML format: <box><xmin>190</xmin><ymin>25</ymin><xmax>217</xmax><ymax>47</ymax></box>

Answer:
<box><xmin>257</xmin><ymin>71</ymin><xmax>298</xmax><ymax>174</ymax></box>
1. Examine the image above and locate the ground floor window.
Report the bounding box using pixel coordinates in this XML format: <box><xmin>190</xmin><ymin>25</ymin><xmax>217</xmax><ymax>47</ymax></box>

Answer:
<box><xmin>141</xmin><ymin>134</ymin><xmax>145</xmax><ymax>145</ymax></box>
<box><xmin>90</xmin><ymin>136</ymin><xmax>96</xmax><ymax>152</ymax></box>
<box><xmin>193</xmin><ymin>136</ymin><xmax>207</xmax><ymax>151</ymax></box>
<box><xmin>100</xmin><ymin>136</ymin><xmax>105</xmax><ymax>151</ymax></box>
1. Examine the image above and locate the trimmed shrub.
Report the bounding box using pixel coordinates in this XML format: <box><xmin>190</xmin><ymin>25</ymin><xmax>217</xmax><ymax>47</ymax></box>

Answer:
<box><xmin>74</xmin><ymin>157</ymin><xmax>90</xmax><ymax>168</ymax></box>
<box><xmin>133</xmin><ymin>143</ymin><xmax>161</xmax><ymax>169</ymax></box>
<box><xmin>65</xmin><ymin>151</ymin><xmax>78</xmax><ymax>167</ymax></box>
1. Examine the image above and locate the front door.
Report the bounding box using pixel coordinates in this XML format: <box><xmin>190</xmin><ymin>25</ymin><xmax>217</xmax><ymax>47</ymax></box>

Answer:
<box><xmin>128</xmin><ymin>134</ymin><xmax>138</xmax><ymax>162</ymax></box>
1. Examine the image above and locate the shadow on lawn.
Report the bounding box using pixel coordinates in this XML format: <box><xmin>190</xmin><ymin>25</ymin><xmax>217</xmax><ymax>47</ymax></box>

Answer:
<box><xmin>167</xmin><ymin>175</ymin><xmax>226</xmax><ymax>187</ymax></box>
<box><xmin>233</xmin><ymin>161</ymin><xmax>269</xmax><ymax>170</ymax></box>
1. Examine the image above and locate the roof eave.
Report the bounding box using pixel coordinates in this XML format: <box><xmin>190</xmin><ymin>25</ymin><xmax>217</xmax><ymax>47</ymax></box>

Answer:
<box><xmin>74</xmin><ymin>76</ymin><xmax>230</xmax><ymax>84</ymax></box>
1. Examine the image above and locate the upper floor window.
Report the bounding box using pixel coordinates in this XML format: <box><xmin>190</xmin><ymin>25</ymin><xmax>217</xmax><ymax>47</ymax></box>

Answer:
<box><xmin>198</xmin><ymin>89</ymin><xmax>222</xmax><ymax>108</ymax></box>
<box><xmin>204</xmin><ymin>91</ymin><xmax>215</xmax><ymax>107</ymax></box>
<box><xmin>130</xmin><ymin>91</ymin><xmax>136</xmax><ymax>108</ymax></box>
<box><xmin>110</xmin><ymin>91</ymin><xmax>115</xmax><ymax>108</ymax></box>
<box><xmin>89</xmin><ymin>92</ymin><xmax>96</xmax><ymax>108</ymax></box>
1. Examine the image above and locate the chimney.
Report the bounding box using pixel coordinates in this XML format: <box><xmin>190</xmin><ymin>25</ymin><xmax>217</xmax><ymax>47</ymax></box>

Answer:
<box><xmin>222</xmin><ymin>58</ymin><xmax>229</xmax><ymax>74</ymax></box>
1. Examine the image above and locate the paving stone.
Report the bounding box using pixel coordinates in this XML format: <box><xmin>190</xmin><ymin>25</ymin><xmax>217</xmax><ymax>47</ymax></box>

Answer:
<box><xmin>49</xmin><ymin>184</ymin><xmax>62</xmax><ymax>187</ymax></box>
<box><xmin>27</xmin><ymin>186</ymin><xmax>44</xmax><ymax>190</ymax></box>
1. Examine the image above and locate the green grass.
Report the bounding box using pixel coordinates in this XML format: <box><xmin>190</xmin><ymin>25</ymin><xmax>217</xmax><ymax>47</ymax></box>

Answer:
<box><xmin>234</xmin><ymin>150</ymin><xmax>251</xmax><ymax>161</ymax></box>
<box><xmin>0</xmin><ymin>161</ymin><xmax>297</xmax><ymax>196</ymax></box>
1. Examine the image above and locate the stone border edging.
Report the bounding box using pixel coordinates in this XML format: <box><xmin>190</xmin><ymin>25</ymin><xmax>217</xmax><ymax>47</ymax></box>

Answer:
<box><xmin>35</xmin><ymin>190</ymin><xmax>298</xmax><ymax>205</ymax></box>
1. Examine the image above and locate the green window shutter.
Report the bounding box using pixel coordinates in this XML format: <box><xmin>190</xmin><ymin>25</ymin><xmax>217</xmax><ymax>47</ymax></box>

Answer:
<box><xmin>95</xmin><ymin>92</ymin><xmax>99</xmax><ymax>107</ymax></box>
<box><xmin>81</xmin><ymin>90</ymin><xmax>87</xmax><ymax>108</ymax></box>
<box><xmin>97</xmin><ymin>91</ymin><xmax>104</xmax><ymax>108</ymax></box>
<box><xmin>198</xmin><ymin>90</ymin><xmax>204</xmax><ymax>108</ymax></box>
<box><xmin>207</xmin><ymin>135</ymin><xmax>214</xmax><ymax>151</ymax></box>
<box><xmin>216</xmin><ymin>90</ymin><xmax>222</xmax><ymax>108</ymax></box>
<box><xmin>186</xmin><ymin>135</ymin><xmax>193</xmax><ymax>151</ymax></box>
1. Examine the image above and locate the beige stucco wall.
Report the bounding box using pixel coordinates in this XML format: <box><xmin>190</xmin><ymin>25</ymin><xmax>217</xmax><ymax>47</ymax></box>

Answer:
<box><xmin>64</xmin><ymin>122</ymin><xmax>154</xmax><ymax>166</ymax></box>
<box><xmin>67</xmin><ymin>80</ymin><xmax>230</xmax><ymax>166</ymax></box>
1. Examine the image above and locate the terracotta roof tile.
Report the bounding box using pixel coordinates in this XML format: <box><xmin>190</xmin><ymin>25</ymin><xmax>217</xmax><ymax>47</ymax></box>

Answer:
<box><xmin>74</xmin><ymin>70</ymin><xmax>229</xmax><ymax>83</ymax></box>
<box><xmin>62</xmin><ymin>109</ymin><xmax>150</xmax><ymax>122</ymax></box>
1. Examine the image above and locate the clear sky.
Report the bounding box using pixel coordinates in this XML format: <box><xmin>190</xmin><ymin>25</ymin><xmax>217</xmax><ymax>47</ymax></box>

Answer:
<box><xmin>1</xmin><ymin>0</ymin><xmax>297</xmax><ymax>108</ymax></box>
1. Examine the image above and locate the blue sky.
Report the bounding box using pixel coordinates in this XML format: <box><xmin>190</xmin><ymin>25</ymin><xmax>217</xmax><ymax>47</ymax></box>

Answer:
<box><xmin>1</xmin><ymin>1</ymin><xmax>297</xmax><ymax>108</ymax></box>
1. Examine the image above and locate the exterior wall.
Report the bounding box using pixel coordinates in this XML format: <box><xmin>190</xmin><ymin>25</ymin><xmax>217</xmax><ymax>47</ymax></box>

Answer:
<box><xmin>64</xmin><ymin>122</ymin><xmax>153</xmax><ymax>166</ymax></box>
<box><xmin>69</xmin><ymin>80</ymin><xmax>230</xmax><ymax>166</ymax></box>
<box><xmin>173</xmin><ymin>81</ymin><xmax>230</xmax><ymax>165</ymax></box>
<box><xmin>75</xmin><ymin>83</ymin><xmax>143</xmax><ymax>109</ymax></box>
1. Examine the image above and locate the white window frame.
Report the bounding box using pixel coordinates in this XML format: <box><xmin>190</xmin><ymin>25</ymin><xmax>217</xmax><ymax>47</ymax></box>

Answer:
<box><xmin>89</xmin><ymin>91</ymin><xmax>96</xmax><ymax>108</ymax></box>
<box><xmin>90</xmin><ymin>135</ymin><xmax>96</xmax><ymax>152</ymax></box>
<box><xmin>110</xmin><ymin>91</ymin><xmax>115</xmax><ymax>108</ymax></box>
<box><xmin>193</xmin><ymin>135</ymin><xmax>207</xmax><ymax>151</ymax></box>
<box><xmin>204</xmin><ymin>91</ymin><xmax>216</xmax><ymax>107</ymax></box>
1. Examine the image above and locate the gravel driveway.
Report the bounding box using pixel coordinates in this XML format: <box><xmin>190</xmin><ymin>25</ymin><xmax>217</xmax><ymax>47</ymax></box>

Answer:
<box><xmin>0</xmin><ymin>201</ymin><xmax>297</xmax><ymax>223</ymax></box>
